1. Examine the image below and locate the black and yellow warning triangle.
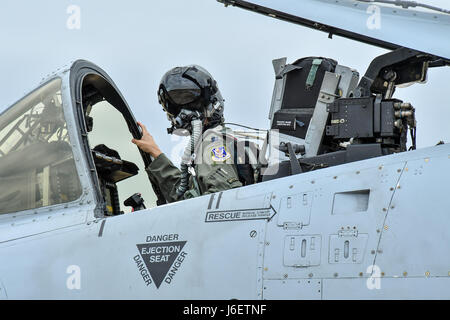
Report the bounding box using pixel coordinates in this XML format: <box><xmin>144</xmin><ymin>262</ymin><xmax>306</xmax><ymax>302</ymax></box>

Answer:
<box><xmin>136</xmin><ymin>241</ymin><xmax>186</xmax><ymax>289</ymax></box>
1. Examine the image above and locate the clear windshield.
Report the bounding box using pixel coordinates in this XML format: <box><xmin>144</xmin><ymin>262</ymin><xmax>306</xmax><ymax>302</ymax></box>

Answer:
<box><xmin>0</xmin><ymin>78</ymin><xmax>82</xmax><ymax>215</ymax></box>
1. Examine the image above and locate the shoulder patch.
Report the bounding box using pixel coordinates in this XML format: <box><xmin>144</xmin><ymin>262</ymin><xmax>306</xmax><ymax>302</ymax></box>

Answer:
<box><xmin>211</xmin><ymin>146</ymin><xmax>231</xmax><ymax>162</ymax></box>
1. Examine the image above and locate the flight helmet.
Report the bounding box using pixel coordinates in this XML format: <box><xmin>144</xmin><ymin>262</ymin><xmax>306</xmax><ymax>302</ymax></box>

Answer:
<box><xmin>157</xmin><ymin>65</ymin><xmax>225</xmax><ymax>133</ymax></box>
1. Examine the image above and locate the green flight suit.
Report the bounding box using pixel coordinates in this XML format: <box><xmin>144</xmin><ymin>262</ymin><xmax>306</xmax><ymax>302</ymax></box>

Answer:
<box><xmin>145</xmin><ymin>125</ymin><xmax>243</xmax><ymax>203</ymax></box>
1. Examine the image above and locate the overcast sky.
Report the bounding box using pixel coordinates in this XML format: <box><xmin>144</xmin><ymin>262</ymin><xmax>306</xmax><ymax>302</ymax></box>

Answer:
<box><xmin>0</xmin><ymin>0</ymin><xmax>449</xmax><ymax>152</ymax></box>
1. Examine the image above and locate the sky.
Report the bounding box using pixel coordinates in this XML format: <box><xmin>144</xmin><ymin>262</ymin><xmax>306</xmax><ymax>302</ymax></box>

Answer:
<box><xmin>0</xmin><ymin>0</ymin><xmax>449</xmax><ymax>153</ymax></box>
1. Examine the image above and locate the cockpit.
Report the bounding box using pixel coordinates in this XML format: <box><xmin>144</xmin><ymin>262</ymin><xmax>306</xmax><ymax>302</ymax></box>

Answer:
<box><xmin>0</xmin><ymin>49</ymin><xmax>448</xmax><ymax>218</ymax></box>
<box><xmin>0</xmin><ymin>61</ymin><xmax>163</xmax><ymax>218</ymax></box>
<box><xmin>80</xmin><ymin>74</ymin><xmax>158</xmax><ymax>214</ymax></box>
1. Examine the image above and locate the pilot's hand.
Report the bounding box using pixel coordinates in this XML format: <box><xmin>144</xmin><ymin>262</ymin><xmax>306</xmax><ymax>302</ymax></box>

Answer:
<box><xmin>132</xmin><ymin>122</ymin><xmax>162</xmax><ymax>158</ymax></box>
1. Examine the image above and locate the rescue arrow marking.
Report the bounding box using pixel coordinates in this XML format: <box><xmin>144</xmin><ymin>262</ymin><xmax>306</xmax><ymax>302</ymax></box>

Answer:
<box><xmin>205</xmin><ymin>204</ymin><xmax>277</xmax><ymax>223</ymax></box>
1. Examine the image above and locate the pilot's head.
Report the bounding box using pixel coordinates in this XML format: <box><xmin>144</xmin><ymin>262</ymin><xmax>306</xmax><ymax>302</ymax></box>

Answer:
<box><xmin>157</xmin><ymin>65</ymin><xmax>225</xmax><ymax>134</ymax></box>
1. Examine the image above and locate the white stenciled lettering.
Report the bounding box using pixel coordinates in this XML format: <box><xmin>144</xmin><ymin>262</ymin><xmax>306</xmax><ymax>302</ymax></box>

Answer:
<box><xmin>141</xmin><ymin>244</ymin><xmax>181</xmax><ymax>255</ymax></box>
<box><xmin>149</xmin><ymin>254</ymin><xmax>169</xmax><ymax>263</ymax></box>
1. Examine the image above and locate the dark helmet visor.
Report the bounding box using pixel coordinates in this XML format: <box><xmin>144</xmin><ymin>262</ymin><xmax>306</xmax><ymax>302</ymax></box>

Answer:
<box><xmin>158</xmin><ymin>86</ymin><xmax>201</xmax><ymax>116</ymax></box>
<box><xmin>164</xmin><ymin>73</ymin><xmax>202</xmax><ymax>105</ymax></box>
<box><xmin>166</xmin><ymin>88</ymin><xmax>201</xmax><ymax>106</ymax></box>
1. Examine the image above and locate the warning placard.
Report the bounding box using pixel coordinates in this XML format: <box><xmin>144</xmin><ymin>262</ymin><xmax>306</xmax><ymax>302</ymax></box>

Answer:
<box><xmin>135</xmin><ymin>234</ymin><xmax>187</xmax><ymax>289</ymax></box>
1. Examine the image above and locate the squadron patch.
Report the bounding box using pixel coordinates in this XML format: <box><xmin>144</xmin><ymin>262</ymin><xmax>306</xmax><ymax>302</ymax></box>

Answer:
<box><xmin>211</xmin><ymin>146</ymin><xmax>231</xmax><ymax>162</ymax></box>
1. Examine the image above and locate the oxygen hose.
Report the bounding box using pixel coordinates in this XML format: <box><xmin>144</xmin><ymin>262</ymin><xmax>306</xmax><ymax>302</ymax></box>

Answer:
<box><xmin>175</xmin><ymin>119</ymin><xmax>202</xmax><ymax>198</ymax></box>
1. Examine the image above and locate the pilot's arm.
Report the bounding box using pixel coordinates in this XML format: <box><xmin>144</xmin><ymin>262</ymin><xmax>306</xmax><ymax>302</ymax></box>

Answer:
<box><xmin>131</xmin><ymin>122</ymin><xmax>181</xmax><ymax>203</ymax></box>
<box><xmin>132</xmin><ymin>122</ymin><xmax>242</xmax><ymax>203</ymax></box>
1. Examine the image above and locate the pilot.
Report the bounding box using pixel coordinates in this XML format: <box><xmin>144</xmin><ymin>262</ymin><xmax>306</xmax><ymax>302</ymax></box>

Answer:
<box><xmin>132</xmin><ymin>65</ymin><xmax>244</xmax><ymax>203</ymax></box>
